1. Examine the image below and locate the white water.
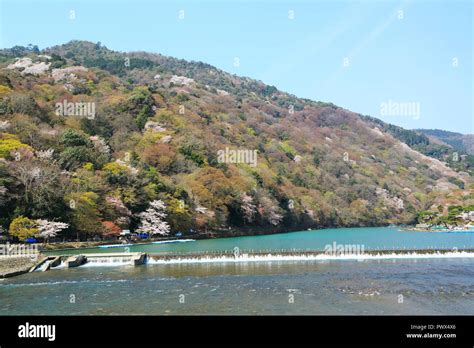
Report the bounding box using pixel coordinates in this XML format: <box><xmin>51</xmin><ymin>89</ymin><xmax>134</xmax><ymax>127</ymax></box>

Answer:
<box><xmin>34</xmin><ymin>259</ymin><xmax>53</xmax><ymax>272</ymax></box>
<box><xmin>46</xmin><ymin>251</ymin><xmax>474</xmax><ymax>268</ymax></box>
<box><xmin>147</xmin><ymin>251</ymin><xmax>474</xmax><ymax>265</ymax></box>
<box><xmin>51</xmin><ymin>256</ymin><xmax>136</xmax><ymax>268</ymax></box>
<box><xmin>83</xmin><ymin>256</ymin><xmax>135</xmax><ymax>267</ymax></box>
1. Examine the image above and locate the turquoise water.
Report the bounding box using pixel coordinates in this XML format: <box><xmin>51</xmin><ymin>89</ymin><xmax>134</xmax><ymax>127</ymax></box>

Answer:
<box><xmin>2</xmin><ymin>227</ymin><xmax>473</xmax><ymax>315</ymax></box>
<box><xmin>46</xmin><ymin>227</ymin><xmax>474</xmax><ymax>255</ymax></box>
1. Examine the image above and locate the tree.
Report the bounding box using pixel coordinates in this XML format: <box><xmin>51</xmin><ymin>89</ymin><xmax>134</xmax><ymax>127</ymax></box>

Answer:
<box><xmin>141</xmin><ymin>144</ymin><xmax>176</xmax><ymax>172</ymax></box>
<box><xmin>257</xmin><ymin>196</ymin><xmax>283</xmax><ymax>226</ymax></box>
<box><xmin>136</xmin><ymin>200</ymin><xmax>170</xmax><ymax>236</ymax></box>
<box><xmin>125</xmin><ymin>87</ymin><xmax>155</xmax><ymax>129</ymax></box>
<box><xmin>0</xmin><ymin>133</ymin><xmax>33</xmax><ymax>159</ymax></box>
<box><xmin>8</xmin><ymin>153</ymin><xmax>66</xmax><ymax>218</ymax></box>
<box><xmin>240</xmin><ymin>193</ymin><xmax>257</xmax><ymax>223</ymax></box>
<box><xmin>436</xmin><ymin>216</ymin><xmax>450</xmax><ymax>228</ymax></box>
<box><xmin>59</xmin><ymin>146</ymin><xmax>94</xmax><ymax>170</ymax></box>
<box><xmin>9</xmin><ymin>216</ymin><xmax>38</xmax><ymax>241</ymax></box>
<box><xmin>60</xmin><ymin>129</ymin><xmax>91</xmax><ymax>147</ymax></box>
<box><xmin>67</xmin><ymin>192</ymin><xmax>103</xmax><ymax>240</ymax></box>
<box><xmin>164</xmin><ymin>197</ymin><xmax>193</xmax><ymax>233</ymax></box>
<box><xmin>36</xmin><ymin>219</ymin><xmax>69</xmax><ymax>242</ymax></box>
<box><xmin>417</xmin><ymin>210</ymin><xmax>437</xmax><ymax>224</ymax></box>
<box><xmin>101</xmin><ymin>221</ymin><xmax>121</xmax><ymax>238</ymax></box>
<box><xmin>105</xmin><ymin>196</ymin><xmax>132</xmax><ymax>227</ymax></box>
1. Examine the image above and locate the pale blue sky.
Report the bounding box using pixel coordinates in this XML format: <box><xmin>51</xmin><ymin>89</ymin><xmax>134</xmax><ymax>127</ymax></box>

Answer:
<box><xmin>0</xmin><ymin>0</ymin><xmax>472</xmax><ymax>133</ymax></box>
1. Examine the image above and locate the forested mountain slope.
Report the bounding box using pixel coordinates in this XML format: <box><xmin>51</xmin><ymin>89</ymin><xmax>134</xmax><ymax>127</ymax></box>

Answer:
<box><xmin>0</xmin><ymin>41</ymin><xmax>472</xmax><ymax>240</ymax></box>
<box><xmin>416</xmin><ymin>129</ymin><xmax>474</xmax><ymax>155</ymax></box>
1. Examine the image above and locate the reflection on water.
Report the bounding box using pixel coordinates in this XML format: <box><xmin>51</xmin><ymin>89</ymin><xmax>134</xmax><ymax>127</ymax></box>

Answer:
<box><xmin>1</xmin><ymin>257</ymin><xmax>473</xmax><ymax>315</ymax></box>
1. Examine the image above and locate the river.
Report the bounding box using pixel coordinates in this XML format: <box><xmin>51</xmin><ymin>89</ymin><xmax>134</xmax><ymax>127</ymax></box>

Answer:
<box><xmin>1</xmin><ymin>227</ymin><xmax>473</xmax><ymax>315</ymax></box>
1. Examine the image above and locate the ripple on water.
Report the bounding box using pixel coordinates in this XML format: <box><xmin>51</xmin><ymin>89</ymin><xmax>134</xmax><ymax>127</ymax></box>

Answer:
<box><xmin>1</xmin><ymin>257</ymin><xmax>474</xmax><ymax>315</ymax></box>
<box><xmin>1</xmin><ymin>279</ymin><xmax>130</xmax><ymax>287</ymax></box>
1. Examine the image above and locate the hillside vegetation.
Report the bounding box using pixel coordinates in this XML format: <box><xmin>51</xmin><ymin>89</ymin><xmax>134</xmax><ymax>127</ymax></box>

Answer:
<box><xmin>0</xmin><ymin>41</ymin><xmax>472</xmax><ymax>241</ymax></box>
<box><xmin>416</xmin><ymin>128</ymin><xmax>474</xmax><ymax>156</ymax></box>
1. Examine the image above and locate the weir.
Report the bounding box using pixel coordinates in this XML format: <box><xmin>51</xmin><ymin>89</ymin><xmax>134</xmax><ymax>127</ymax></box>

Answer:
<box><xmin>31</xmin><ymin>248</ymin><xmax>474</xmax><ymax>272</ymax></box>
<box><xmin>148</xmin><ymin>247</ymin><xmax>474</xmax><ymax>260</ymax></box>
<box><xmin>146</xmin><ymin>248</ymin><xmax>474</xmax><ymax>264</ymax></box>
<box><xmin>66</xmin><ymin>255</ymin><xmax>87</xmax><ymax>268</ymax></box>
<box><xmin>28</xmin><ymin>253</ymin><xmax>147</xmax><ymax>272</ymax></box>
<box><xmin>82</xmin><ymin>252</ymin><xmax>146</xmax><ymax>266</ymax></box>
<box><xmin>30</xmin><ymin>256</ymin><xmax>61</xmax><ymax>272</ymax></box>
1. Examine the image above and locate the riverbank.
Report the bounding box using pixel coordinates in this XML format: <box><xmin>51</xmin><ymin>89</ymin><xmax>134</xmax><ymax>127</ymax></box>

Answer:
<box><xmin>0</xmin><ymin>256</ymin><xmax>39</xmax><ymax>278</ymax></box>
<box><xmin>403</xmin><ymin>225</ymin><xmax>474</xmax><ymax>233</ymax></box>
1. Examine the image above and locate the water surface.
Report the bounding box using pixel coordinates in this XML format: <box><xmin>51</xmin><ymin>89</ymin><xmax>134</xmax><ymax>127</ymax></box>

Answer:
<box><xmin>46</xmin><ymin>227</ymin><xmax>474</xmax><ymax>255</ymax></box>
<box><xmin>1</xmin><ymin>257</ymin><xmax>473</xmax><ymax>315</ymax></box>
<box><xmin>3</xmin><ymin>227</ymin><xmax>473</xmax><ymax>315</ymax></box>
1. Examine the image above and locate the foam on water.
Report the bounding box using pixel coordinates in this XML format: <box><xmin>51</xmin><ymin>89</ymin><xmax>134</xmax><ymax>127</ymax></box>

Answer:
<box><xmin>81</xmin><ymin>261</ymin><xmax>135</xmax><ymax>267</ymax></box>
<box><xmin>33</xmin><ymin>259</ymin><xmax>53</xmax><ymax>272</ymax></box>
<box><xmin>2</xmin><ymin>279</ymin><xmax>130</xmax><ymax>287</ymax></box>
<box><xmin>81</xmin><ymin>258</ymin><xmax>136</xmax><ymax>267</ymax></box>
<box><xmin>147</xmin><ymin>251</ymin><xmax>474</xmax><ymax>265</ymax></box>
<box><xmin>51</xmin><ymin>257</ymin><xmax>137</xmax><ymax>268</ymax></box>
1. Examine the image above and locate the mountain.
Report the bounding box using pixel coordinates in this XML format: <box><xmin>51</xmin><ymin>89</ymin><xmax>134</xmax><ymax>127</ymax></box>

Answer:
<box><xmin>416</xmin><ymin>129</ymin><xmax>474</xmax><ymax>155</ymax></box>
<box><xmin>0</xmin><ymin>41</ymin><xmax>472</xmax><ymax>240</ymax></box>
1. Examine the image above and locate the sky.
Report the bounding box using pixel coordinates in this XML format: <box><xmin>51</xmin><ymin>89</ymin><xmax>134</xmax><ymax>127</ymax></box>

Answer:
<box><xmin>0</xmin><ymin>0</ymin><xmax>472</xmax><ymax>134</ymax></box>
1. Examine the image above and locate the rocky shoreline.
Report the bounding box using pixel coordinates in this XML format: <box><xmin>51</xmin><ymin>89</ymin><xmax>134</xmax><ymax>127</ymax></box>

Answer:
<box><xmin>0</xmin><ymin>256</ymin><xmax>39</xmax><ymax>278</ymax></box>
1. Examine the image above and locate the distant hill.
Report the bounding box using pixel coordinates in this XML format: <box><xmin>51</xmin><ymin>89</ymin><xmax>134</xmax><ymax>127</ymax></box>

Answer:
<box><xmin>0</xmin><ymin>40</ymin><xmax>472</xmax><ymax>240</ymax></box>
<box><xmin>416</xmin><ymin>129</ymin><xmax>474</xmax><ymax>155</ymax></box>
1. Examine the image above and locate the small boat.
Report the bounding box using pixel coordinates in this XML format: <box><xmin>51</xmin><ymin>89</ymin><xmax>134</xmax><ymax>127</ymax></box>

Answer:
<box><xmin>151</xmin><ymin>239</ymin><xmax>195</xmax><ymax>244</ymax></box>
<box><xmin>98</xmin><ymin>243</ymin><xmax>134</xmax><ymax>249</ymax></box>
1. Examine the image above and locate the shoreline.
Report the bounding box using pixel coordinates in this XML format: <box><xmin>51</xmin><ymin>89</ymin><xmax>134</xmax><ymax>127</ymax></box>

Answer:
<box><xmin>43</xmin><ymin>223</ymin><xmax>474</xmax><ymax>253</ymax></box>
<box><xmin>39</xmin><ymin>223</ymin><xmax>398</xmax><ymax>252</ymax></box>
<box><xmin>402</xmin><ymin>227</ymin><xmax>474</xmax><ymax>233</ymax></box>
<box><xmin>7</xmin><ymin>223</ymin><xmax>473</xmax><ymax>253</ymax></box>
<box><xmin>0</xmin><ymin>255</ymin><xmax>39</xmax><ymax>278</ymax></box>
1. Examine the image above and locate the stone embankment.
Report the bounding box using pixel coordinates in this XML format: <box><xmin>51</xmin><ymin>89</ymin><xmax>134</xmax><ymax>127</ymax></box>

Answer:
<box><xmin>0</xmin><ymin>256</ymin><xmax>38</xmax><ymax>278</ymax></box>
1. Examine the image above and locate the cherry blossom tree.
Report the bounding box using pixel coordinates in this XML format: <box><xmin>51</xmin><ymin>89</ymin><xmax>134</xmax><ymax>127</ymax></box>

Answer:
<box><xmin>89</xmin><ymin>135</ymin><xmax>110</xmax><ymax>154</ymax></box>
<box><xmin>36</xmin><ymin>219</ymin><xmax>69</xmax><ymax>241</ymax></box>
<box><xmin>240</xmin><ymin>193</ymin><xmax>257</xmax><ymax>223</ymax></box>
<box><xmin>136</xmin><ymin>200</ymin><xmax>170</xmax><ymax>236</ymax></box>
<box><xmin>36</xmin><ymin>148</ymin><xmax>54</xmax><ymax>161</ymax></box>
<box><xmin>258</xmin><ymin>197</ymin><xmax>283</xmax><ymax>226</ymax></box>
